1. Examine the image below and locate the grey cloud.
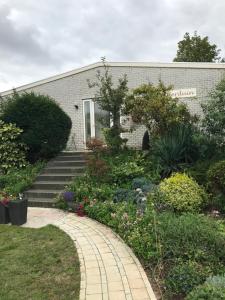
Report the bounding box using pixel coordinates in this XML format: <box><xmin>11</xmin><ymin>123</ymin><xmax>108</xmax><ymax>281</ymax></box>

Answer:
<box><xmin>0</xmin><ymin>0</ymin><xmax>225</xmax><ymax>91</ymax></box>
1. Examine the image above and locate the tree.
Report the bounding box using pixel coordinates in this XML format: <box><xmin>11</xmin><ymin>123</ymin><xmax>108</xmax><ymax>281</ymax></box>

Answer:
<box><xmin>88</xmin><ymin>58</ymin><xmax>128</xmax><ymax>151</ymax></box>
<box><xmin>0</xmin><ymin>91</ymin><xmax>72</xmax><ymax>162</ymax></box>
<box><xmin>173</xmin><ymin>31</ymin><xmax>221</xmax><ymax>62</ymax></box>
<box><xmin>124</xmin><ymin>81</ymin><xmax>196</xmax><ymax>137</ymax></box>
<box><xmin>202</xmin><ymin>77</ymin><xmax>225</xmax><ymax>148</ymax></box>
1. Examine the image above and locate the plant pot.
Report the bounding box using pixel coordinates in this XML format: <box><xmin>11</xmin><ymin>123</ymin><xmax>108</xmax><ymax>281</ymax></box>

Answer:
<box><xmin>8</xmin><ymin>198</ymin><xmax>28</xmax><ymax>226</ymax></box>
<box><xmin>0</xmin><ymin>203</ymin><xmax>10</xmax><ymax>224</ymax></box>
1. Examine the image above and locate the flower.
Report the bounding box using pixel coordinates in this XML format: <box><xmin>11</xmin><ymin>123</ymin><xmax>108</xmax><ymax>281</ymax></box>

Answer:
<box><xmin>63</xmin><ymin>191</ymin><xmax>74</xmax><ymax>202</ymax></box>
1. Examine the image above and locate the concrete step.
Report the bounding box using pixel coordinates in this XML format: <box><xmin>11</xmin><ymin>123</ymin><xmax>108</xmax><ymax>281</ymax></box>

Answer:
<box><xmin>47</xmin><ymin>160</ymin><xmax>86</xmax><ymax>167</ymax></box>
<box><xmin>25</xmin><ymin>189</ymin><xmax>61</xmax><ymax>199</ymax></box>
<box><xmin>36</xmin><ymin>174</ymin><xmax>79</xmax><ymax>181</ymax></box>
<box><xmin>28</xmin><ymin>198</ymin><xmax>57</xmax><ymax>208</ymax></box>
<box><xmin>32</xmin><ymin>181</ymin><xmax>69</xmax><ymax>190</ymax></box>
<box><xmin>54</xmin><ymin>155</ymin><xmax>86</xmax><ymax>161</ymax></box>
<box><xmin>60</xmin><ymin>151</ymin><xmax>89</xmax><ymax>156</ymax></box>
<box><xmin>43</xmin><ymin>166</ymin><xmax>85</xmax><ymax>174</ymax></box>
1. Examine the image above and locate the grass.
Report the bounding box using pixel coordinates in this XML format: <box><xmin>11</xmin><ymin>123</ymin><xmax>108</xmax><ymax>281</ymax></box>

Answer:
<box><xmin>0</xmin><ymin>224</ymin><xmax>80</xmax><ymax>300</ymax></box>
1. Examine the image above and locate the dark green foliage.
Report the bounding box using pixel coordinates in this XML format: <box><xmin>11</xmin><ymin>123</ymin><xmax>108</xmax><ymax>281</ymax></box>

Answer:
<box><xmin>131</xmin><ymin>177</ymin><xmax>150</xmax><ymax>189</ymax></box>
<box><xmin>0</xmin><ymin>161</ymin><xmax>45</xmax><ymax>195</ymax></box>
<box><xmin>1</xmin><ymin>91</ymin><xmax>72</xmax><ymax>162</ymax></box>
<box><xmin>152</xmin><ymin>125</ymin><xmax>198</xmax><ymax>177</ymax></box>
<box><xmin>173</xmin><ymin>31</ymin><xmax>221</xmax><ymax>62</ymax></box>
<box><xmin>142</xmin><ymin>130</ymin><xmax>150</xmax><ymax>150</ymax></box>
<box><xmin>202</xmin><ymin>78</ymin><xmax>225</xmax><ymax>148</ymax></box>
<box><xmin>165</xmin><ymin>260</ymin><xmax>211</xmax><ymax>296</ymax></box>
<box><xmin>186</xmin><ymin>275</ymin><xmax>225</xmax><ymax>300</ymax></box>
<box><xmin>207</xmin><ymin>160</ymin><xmax>225</xmax><ymax>194</ymax></box>
<box><xmin>113</xmin><ymin>188</ymin><xmax>136</xmax><ymax>203</ymax></box>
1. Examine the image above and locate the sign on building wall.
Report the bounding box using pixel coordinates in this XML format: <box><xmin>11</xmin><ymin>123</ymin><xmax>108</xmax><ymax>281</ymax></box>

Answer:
<box><xmin>170</xmin><ymin>88</ymin><xmax>197</xmax><ymax>99</ymax></box>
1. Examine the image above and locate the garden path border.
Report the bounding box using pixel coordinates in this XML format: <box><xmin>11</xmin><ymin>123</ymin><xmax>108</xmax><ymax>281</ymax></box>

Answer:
<box><xmin>24</xmin><ymin>207</ymin><xmax>157</xmax><ymax>300</ymax></box>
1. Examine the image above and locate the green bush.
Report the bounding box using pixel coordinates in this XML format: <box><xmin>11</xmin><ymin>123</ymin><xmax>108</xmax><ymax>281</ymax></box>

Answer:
<box><xmin>0</xmin><ymin>120</ymin><xmax>27</xmax><ymax>173</ymax></box>
<box><xmin>0</xmin><ymin>161</ymin><xmax>45</xmax><ymax>195</ymax></box>
<box><xmin>113</xmin><ymin>188</ymin><xmax>136</xmax><ymax>203</ymax></box>
<box><xmin>1</xmin><ymin>91</ymin><xmax>72</xmax><ymax>162</ymax></box>
<box><xmin>207</xmin><ymin>160</ymin><xmax>225</xmax><ymax>194</ymax></box>
<box><xmin>186</xmin><ymin>275</ymin><xmax>225</xmax><ymax>300</ymax></box>
<box><xmin>152</xmin><ymin>124</ymin><xmax>198</xmax><ymax>177</ymax></box>
<box><xmin>159</xmin><ymin>173</ymin><xmax>207</xmax><ymax>212</ymax></box>
<box><xmin>165</xmin><ymin>260</ymin><xmax>211</xmax><ymax>296</ymax></box>
<box><xmin>131</xmin><ymin>177</ymin><xmax>150</xmax><ymax>189</ymax></box>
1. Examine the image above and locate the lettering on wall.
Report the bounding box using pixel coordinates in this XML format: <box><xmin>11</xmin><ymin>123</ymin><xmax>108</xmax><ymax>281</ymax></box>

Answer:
<box><xmin>170</xmin><ymin>88</ymin><xmax>197</xmax><ymax>99</ymax></box>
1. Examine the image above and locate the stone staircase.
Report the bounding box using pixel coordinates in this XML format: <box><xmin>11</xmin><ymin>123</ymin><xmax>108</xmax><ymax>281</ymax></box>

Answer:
<box><xmin>25</xmin><ymin>152</ymin><xmax>87</xmax><ymax>207</ymax></box>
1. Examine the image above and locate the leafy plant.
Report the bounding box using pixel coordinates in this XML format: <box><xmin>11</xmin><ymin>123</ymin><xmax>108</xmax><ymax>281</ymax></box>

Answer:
<box><xmin>202</xmin><ymin>77</ymin><xmax>225</xmax><ymax>148</ymax></box>
<box><xmin>186</xmin><ymin>275</ymin><xmax>225</xmax><ymax>300</ymax></box>
<box><xmin>165</xmin><ymin>260</ymin><xmax>211</xmax><ymax>296</ymax></box>
<box><xmin>1</xmin><ymin>91</ymin><xmax>72</xmax><ymax>162</ymax></box>
<box><xmin>87</xmin><ymin>156</ymin><xmax>110</xmax><ymax>181</ymax></box>
<box><xmin>124</xmin><ymin>81</ymin><xmax>197</xmax><ymax>137</ymax></box>
<box><xmin>0</xmin><ymin>120</ymin><xmax>27</xmax><ymax>173</ymax></box>
<box><xmin>207</xmin><ymin>160</ymin><xmax>225</xmax><ymax>194</ymax></box>
<box><xmin>88</xmin><ymin>58</ymin><xmax>128</xmax><ymax>152</ymax></box>
<box><xmin>152</xmin><ymin>124</ymin><xmax>198</xmax><ymax>177</ymax></box>
<box><xmin>159</xmin><ymin>173</ymin><xmax>207</xmax><ymax>213</ymax></box>
<box><xmin>0</xmin><ymin>161</ymin><xmax>45</xmax><ymax>195</ymax></box>
<box><xmin>113</xmin><ymin>188</ymin><xmax>136</xmax><ymax>203</ymax></box>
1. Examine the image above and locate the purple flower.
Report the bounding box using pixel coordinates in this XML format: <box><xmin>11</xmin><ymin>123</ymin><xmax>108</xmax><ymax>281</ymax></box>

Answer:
<box><xmin>63</xmin><ymin>191</ymin><xmax>74</xmax><ymax>202</ymax></box>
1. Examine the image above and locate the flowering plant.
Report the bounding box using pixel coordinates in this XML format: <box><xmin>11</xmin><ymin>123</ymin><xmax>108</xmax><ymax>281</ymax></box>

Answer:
<box><xmin>62</xmin><ymin>191</ymin><xmax>75</xmax><ymax>202</ymax></box>
<box><xmin>0</xmin><ymin>192</ymin><xmax>12</xmax><ymax>206</ymax></box>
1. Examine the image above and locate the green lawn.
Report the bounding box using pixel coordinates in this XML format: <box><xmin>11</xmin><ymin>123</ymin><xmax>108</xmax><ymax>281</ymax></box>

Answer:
<box><xmin>0</xmin><ymin>225</ymin><xmax>80</xmax><ymax>300</ymax></box>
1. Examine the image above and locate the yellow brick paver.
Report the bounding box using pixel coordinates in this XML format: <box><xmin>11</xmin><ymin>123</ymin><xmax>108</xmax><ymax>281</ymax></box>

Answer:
<box><xmin>24</xmin><ymin>207</ymin><xmax>157</xmax><ymax>300</ymax></box>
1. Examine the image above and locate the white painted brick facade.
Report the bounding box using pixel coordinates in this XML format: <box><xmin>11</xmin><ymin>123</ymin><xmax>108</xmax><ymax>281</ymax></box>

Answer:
<box><xmin>2</xmin><ymin>63</ymin><xmax>225</xmax><ymax>150</ymax></box>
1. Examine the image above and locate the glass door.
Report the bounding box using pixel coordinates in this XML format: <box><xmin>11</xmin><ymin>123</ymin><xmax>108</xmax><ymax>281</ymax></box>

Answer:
<box><xmin>83</xmin><ymin>99</ymin><xmax>110</xmax><ymax>145</ymax></box>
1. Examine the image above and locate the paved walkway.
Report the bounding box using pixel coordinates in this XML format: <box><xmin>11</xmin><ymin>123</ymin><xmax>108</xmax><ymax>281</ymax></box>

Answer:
<box><xmin>23</xmin><ymin>207</ymin><xmax>157</xmax><ymax>300</ymax></box>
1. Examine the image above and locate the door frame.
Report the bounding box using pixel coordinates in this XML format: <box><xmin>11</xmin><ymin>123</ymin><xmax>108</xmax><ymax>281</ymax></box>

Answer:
<box><xmin>83</xmin><ymin>99</ymin><xmax>95</xmax><ymax>146</ymax></box>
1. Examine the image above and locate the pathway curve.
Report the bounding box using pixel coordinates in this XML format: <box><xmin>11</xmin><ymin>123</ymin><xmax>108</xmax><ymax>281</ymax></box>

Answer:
<box><xmin>24</xmin><ymin>207</ymin><xmax>157</xmax><ymax>300</ymax></box>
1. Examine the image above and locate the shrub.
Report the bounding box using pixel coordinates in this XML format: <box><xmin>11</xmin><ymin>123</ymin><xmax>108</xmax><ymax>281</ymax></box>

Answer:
<box><xmin>131</xmin><ymin>177</ymin><xmax>150</xmax><ymax>189</ymax></box>
<box><xmin>86</xmin><ymin>138</ymin><xmax>106</xmax><ymax>155</ymax></box>
<box><xmin>152</xmin><ymin>124</ymin><xmax>198</xmax><ymax>177</ymax></box>
<box><xmin>0</xmin><ymin>161</ymin><xmax>45</xmax><ymax>195</ymax></box>
<box><xmin>0</xmin><ymin>120</ymin><xmax>27</xmax><ymax>173</ymax></box>
<box><xmin>1</xmin><ymin>91</ymin><xmax>72</xmax><ymax>162</ymax></box>
<box><xmin>159</xmin><ymin>173</ymin><xmax>207</xmax><ymax>212</ymax></box>
<box><xmin>113</xmin><ymin>188</ymin><xmax>136</xmax><ymax>203</ymax></box>
<box><xmin>207</xmin><ymin>160</ymin><xmax>225</xmax><ymax>194</ymax></box>
<box><xmin>186</xmin><ymin>275</ymin><xmax>225</xmax><ymax>300</ymax></box>
<box><xmin>165</xmin><ymin>260</ymin><xmax>211</xmax><ymax>296</ymax></box>
<box><xmin>87</xmin><ymin>156</ymin><xmax>110</xmax><ymax>181</ymax></box>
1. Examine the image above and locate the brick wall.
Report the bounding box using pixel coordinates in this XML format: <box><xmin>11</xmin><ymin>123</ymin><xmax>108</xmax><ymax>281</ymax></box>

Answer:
<box><xmin>5</xmin><ymin>65</ymin><xmax>225</xmax><ymax>150</ymax></box>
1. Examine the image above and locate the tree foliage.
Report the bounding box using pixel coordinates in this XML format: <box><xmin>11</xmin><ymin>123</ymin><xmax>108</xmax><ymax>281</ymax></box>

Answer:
<box><xmin>0</xmin><ymin>91</ymin><xmax>72</xmax><ymax>162</ymax></box>
<box><xmin>124</xmin><ymin>81</ymin><xmax>196</xmax><ymax>137</ymax></box>
<box><xmin>88</xmin><ymin>58</ymin><xmax>128</xmax><ymax>151</ymax></box>
<box><xmin>173</xmin><ymin>31</ymin><xmax>221</xmax><ymax>62</ymax></box>
<box><xmin>0</xmin><ymin>120</ymin><xmax>27</xmax><ymax>173</ymax></box>
<box><xmin>202</xmin><ymin>77</ymin><xmax>225</xmax><ymax>148</ymax></box>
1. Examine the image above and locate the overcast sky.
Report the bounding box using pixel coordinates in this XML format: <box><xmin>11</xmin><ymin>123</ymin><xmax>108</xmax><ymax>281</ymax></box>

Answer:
<box><xmin>0</xmin><ymin>0</ymin><xmax>224</xmax><ymax>91</ymax></box>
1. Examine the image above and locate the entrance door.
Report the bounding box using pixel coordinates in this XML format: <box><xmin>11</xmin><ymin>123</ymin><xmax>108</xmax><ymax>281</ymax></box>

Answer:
<box><xmin>83</xmin><ymin>99</ymin><xmax>110</xmax><ymax>145</ymax></box>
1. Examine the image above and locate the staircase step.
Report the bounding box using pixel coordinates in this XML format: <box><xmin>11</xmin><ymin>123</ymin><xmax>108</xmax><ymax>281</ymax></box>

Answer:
<box><xmin>43</xmin><ymin>167</ymin><xmax>85</xmax><ymax>174</ymax></box>
<box><xmin>54</xmin><ymin>155</ymin><xmax>86</xmax><ymax>161</ymax></box>
<box><xmin>32</xmin><ymin>181</ymin><xmax>69</xmax><ymax>190</ymax></box>
<box><xmin>60</xmin><ymin>151</ymin><xmax>89</xmax><ymax>156</ymax></box>
<box><xmin>48</xmin><ymin>160</ymin><xmax>86</xmax><ymax>167</ymax></box>
<box><xmin>37</xmin><ymin>174</ymin><xmax>79</xmax><ymax>181</ymax></box>
<box><xmin>28</xmin><ymin>198</ymin><xmax>57</xmax><ymax>208</ymax></box>
<box><xmin>25</xmin><ymin>189</ymin><xmax>62</xmax><ymax>199</ymax></box>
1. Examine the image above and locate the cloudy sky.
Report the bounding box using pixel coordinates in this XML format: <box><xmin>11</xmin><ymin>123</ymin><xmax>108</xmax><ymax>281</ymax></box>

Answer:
<box><xmin>0</xmin><ymin>0</ymin><xmax>224</xmax><ymax>91</ymax></box>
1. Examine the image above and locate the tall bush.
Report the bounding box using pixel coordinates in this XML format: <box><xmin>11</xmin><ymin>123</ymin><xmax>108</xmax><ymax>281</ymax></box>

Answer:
<box><xmin>0</xmin><ymin>120</ymin><xmax>27</xmax><ymax>173</ymax></box>
<box><xmin>1</xmin><ymin>91</ymin><xmax>72</xmax><ymax>162</ymax></box>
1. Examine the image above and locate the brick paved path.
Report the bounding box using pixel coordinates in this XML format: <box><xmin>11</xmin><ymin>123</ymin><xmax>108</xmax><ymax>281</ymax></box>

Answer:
<box><xmin>24</xmin><ymin>207</ymin><xmax>157</xmax><ymax>300</ymax></box>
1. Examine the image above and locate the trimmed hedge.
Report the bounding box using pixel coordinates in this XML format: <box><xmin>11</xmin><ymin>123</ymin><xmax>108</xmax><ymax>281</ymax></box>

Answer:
<box><xmin>1</xmin><ymin>91</ymin><xmax>72</xmax><ymax>162</ymax></box>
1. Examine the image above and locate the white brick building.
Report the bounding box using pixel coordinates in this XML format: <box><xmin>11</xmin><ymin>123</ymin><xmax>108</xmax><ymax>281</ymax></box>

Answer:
<box><xmin>1</xmin><ymin>62</ymin><xmax>225</xmax><ymax>150</ymax></box>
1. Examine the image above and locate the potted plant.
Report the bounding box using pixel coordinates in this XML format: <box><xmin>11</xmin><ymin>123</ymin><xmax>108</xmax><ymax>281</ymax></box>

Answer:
<box><xmin>0</xmin><ymin>193</ymin><xmax>10</xmax><ymax>224</ymax></box>
<box><xmin>8</xmin><ymin>193</ymin><xmax>28</xmax><ymax>225</ymax></box>
<box><xmin>62</xmin><ymin>191</ymin><xmax>76</xmax><ymax>211</ymax></box>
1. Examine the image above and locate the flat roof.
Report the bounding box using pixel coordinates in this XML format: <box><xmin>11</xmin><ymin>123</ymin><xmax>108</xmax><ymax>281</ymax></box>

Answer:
<box><xmin>2</xmin><ymin>61</ymin><xmax>225</xmax><ymax>96</ymax></box>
